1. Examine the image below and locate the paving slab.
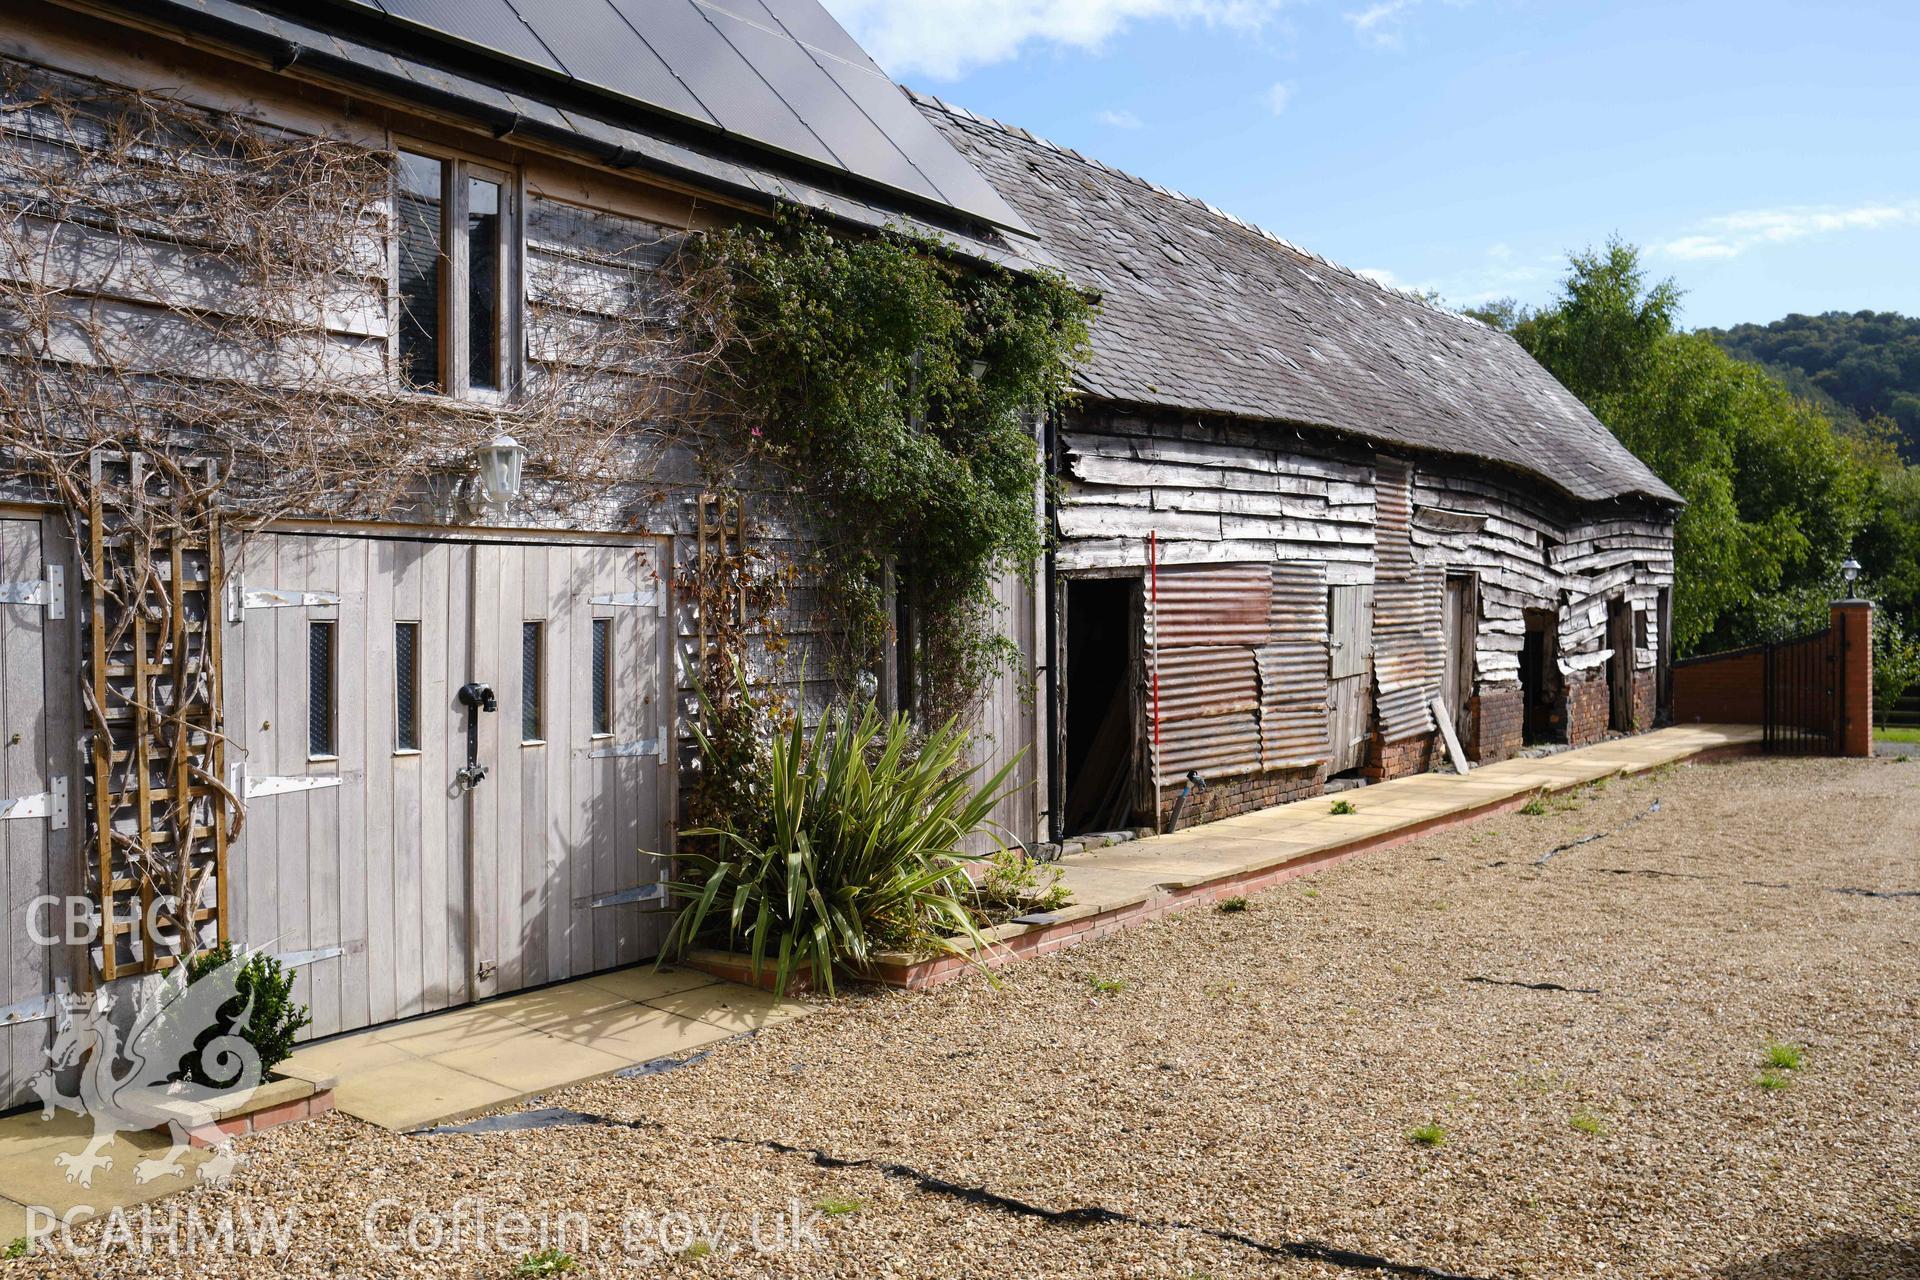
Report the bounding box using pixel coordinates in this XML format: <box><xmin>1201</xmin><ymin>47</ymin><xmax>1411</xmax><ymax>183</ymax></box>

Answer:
<box><xmin>1051</xmin><ymin>724</ymin><xmax>1761</xmax><ymax>920</ymax></box>
<box><xmin>280</xmin><ymin>963</ymin><xmax>811</xmax><ymax>1133</ymax></box>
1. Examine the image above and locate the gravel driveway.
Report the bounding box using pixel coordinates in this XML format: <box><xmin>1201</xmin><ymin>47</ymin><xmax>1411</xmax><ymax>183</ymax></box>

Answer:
<box><xmin>23</xmin><ymin>755</ymin><xmax>1920</xmax><ymax>1278</ymax></box>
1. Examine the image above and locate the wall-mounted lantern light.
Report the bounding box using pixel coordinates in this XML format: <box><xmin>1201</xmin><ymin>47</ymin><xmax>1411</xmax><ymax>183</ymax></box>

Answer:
<box><xmin>468</xmin><ymin>433</ymin><xmax>526</xmax><ymax>516</ymax></box>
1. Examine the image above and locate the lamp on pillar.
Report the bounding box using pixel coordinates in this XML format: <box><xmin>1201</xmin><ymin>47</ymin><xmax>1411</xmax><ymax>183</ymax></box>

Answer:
<box><xmin>1840</xmin><ymin>556</ymin><xmax>1861</xmax><ymax>594</ymax></box>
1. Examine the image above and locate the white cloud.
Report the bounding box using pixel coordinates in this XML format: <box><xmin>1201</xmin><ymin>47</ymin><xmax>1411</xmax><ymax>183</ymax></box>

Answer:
<box><xmin>1343</xmin><ymin>0</ymin><xmax>1415</xmax><ymax>48</ymax></box>
<box><xmin>1095</xmin><ymin>107</ymin><xmax>1144</xmax><ymax>128</ymax></box>
<box><xmin>1655</xmin><ymin>202</ymin><xmax>1920</xmax><ymax>261</ymax></box>
<box><xmin>821</xmin><ymin>0</ymin><xmax>1288</xmax><ymax>81</ymax></box>
<box><xmin>1264</xmin><ymin>81</ymin><xmax>1294</xmax><ymax>115</ymax></box>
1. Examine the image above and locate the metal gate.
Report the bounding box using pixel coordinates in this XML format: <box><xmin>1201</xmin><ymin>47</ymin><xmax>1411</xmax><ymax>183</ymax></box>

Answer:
<box><xmin>1763</xmin><ymin>626</ymin><xmax>1840</xmax><ymax>755</ymax></box>
<box><xmin>222</xmin><ymin>531</ymin><xmax>673</xmax><ymax>1040</ymax></box>
<box><xmin>1327</xmin><ymin>584</ymin><xmax>1374</xmax><ymax>773</ymax></box>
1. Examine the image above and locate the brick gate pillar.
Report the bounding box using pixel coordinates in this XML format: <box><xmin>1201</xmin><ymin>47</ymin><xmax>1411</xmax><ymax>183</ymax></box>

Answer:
<box><xmin>1832</xmin><ymin>600</ymin><xmax>1874</xmax><ymax>758</ymax></box>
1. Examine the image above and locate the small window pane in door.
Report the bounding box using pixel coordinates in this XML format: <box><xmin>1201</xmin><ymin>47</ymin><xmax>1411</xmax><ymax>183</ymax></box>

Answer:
<box><xmin>591</xmin><ymin>618</ymin><xmax>612</xmax><ymax>737</ymax></box>
<box><xmin>309</xmin><ymin>621</ymin><xmax>336</xmax><ymax>757</ymax></box>
<box><xmin>395</xmin><ymin>622</ymin><xmax>420</xmax><ymax>751</ymax></box>
<box><xmin>522</xmin><ymin>621</ymin><xmax>543</xmax><ymax>742</ymax></box>
<box><xmin>396</xmin><ymin>151</ymin><xmax>444</xmax><ymax>391</ymax></box>
<box><xmin>467</xmin><ymin>177</ymin><xmax>501</xmax><ymax>391</ymax></box>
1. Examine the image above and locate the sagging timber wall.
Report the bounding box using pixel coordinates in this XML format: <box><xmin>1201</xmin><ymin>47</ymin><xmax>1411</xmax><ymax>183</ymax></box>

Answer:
<box><xmin>1057</xmin><ymin>408</ymin><xmax>1675</xmax><ymax>825</ymax></box>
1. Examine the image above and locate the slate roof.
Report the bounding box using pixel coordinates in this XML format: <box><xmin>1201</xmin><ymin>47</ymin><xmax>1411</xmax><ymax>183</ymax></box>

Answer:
<box><xmin>915</xmin><ymin>94</ymin><xmax>1680</xmax><ymax>506</ymax></box>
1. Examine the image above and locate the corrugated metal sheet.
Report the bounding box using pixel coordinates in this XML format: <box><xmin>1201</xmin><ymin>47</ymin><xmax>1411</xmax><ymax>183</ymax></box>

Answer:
<box><xmin>1157</xmin><ymin>646</ymin><xmax>1259</xmax><ymax>720</ymax></box>
<box><xmin>1373</xmin><ymin>460</ymin><xmax>1440</xmax><ymax>742</ymax></box>
<box><xmin>1260</xmin><ymin>561</ymin><xmax>1331</xmax><ymax>768</ymax></box>
<box><xmin>1157</xmin><ymin>712</ymin><xmax>1263</xmax><ymax>780</ymax></box>
<box><xmin>1147</xmin><ymin>563</ymin><xmax>1270</xmax><ymax>783</ymax></box>
<box><xmin>1148</xmin><ymin>564</ymin><xmax>1270</xmax><ymax>649</ymax></box>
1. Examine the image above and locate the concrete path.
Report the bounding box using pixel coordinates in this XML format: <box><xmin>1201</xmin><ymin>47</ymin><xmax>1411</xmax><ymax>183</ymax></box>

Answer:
<box><xmin>279</xmin><ymin>964</ymin><xmax>810</xmax><ymax>1132</ymax></box>
<box><xmin>1038</xmin><ymin>723</ymin><xmax>1763</xmax><ymax>928</ymax></box>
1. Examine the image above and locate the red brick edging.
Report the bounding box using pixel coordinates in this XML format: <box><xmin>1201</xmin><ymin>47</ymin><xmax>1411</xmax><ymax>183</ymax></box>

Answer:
<box><xmin>184</xmin><ymin>1081</ymin><xmax>336</xmax><ymax>1148</ymax></box>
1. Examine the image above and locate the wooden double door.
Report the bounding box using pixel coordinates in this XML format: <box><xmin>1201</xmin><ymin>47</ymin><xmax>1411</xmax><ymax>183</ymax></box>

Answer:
<box><xmin>223</xmin><ymin>531</ymin><xmax>672</xmax><ymax>1041</ymax></box>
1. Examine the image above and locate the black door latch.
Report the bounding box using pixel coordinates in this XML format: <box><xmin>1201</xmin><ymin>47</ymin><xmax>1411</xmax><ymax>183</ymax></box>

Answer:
<box><xmin>456</xmin><ymin>681</ymin><xmax>496</xmax><ymax>791</ymax></box>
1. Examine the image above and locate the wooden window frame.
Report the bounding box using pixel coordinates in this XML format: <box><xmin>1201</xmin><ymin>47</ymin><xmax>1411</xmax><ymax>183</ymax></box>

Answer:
<box><xmin>394</xmin><ymin>620</ymin><xmax>421</xmax><ymax>755</ymax></box>
<box><xmin>391</xmin><ymin>142</ymin><xmax>522</xmax><ymax>402</ymax></box>
<box><xmin>590</xmin><ymin>616</ymin><xmax>614</xmax><ymax>738</ymax></box>
<box><xmin>308</xmin><ymin>620</ymin><xmax>338</xmax><ymax>761</ymax></box>
<box><xmin>521</xmin><ymin>619</ymin><xmax>546</xmax><ymax>745</ymax></box>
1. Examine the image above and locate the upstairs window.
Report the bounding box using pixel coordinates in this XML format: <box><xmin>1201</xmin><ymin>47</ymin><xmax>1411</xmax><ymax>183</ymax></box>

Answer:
<box><xmin>395</xmin><ymin>148</ymin><xmax>514</xmax><ymax>397</ymax></box>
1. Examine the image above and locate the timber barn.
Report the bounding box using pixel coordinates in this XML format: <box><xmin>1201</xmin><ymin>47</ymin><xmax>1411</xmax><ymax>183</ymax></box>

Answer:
<box><xmin>919</xmin><ymin>95</ymin><xmax>1683</xmax><ymax>834</ymax></box>
<box><xmin>0</xmin><ymin>0</ymin><xmax>1678</xmax><ymax>1108</ymax></box>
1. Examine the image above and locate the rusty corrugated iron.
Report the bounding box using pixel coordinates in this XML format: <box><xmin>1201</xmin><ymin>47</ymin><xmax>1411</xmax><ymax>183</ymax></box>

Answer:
<box><xmin>1147</xmin><ymin>563</ymin><xmax>1270</xmax><ymax>783</ymax></box>
<box><xmin>1373</xmin><ymin>459</ymin><xmax>1440</xmax><ymax>742</ymax></box>
<box><xmin>1260</xmin><ymin>561</ymin><xmax>1332</xmax><ymax>768</ymax></box>
<box><xmin>1156</xmin><ymin>711</ymin><xmax>1263</xmax><ymax>780</ymax></box>
<box><xmin>1146</xmin><ymin>564</ymin><xmax>1270</xmax><ymax>649</ymax></box>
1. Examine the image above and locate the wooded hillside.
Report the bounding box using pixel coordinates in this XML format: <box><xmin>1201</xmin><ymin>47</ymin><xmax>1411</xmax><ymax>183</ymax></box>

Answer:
<box><xmin>1708</xmin><ymin>310</ymin><xmax>1920</xmax><ymax>460</ymax></box>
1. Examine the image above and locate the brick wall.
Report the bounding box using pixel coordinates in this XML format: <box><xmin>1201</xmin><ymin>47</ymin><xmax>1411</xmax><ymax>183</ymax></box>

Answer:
<box><xmin>1158</xmin><ymin>764</ymin><xmax>1325</xmax><ymax>827</ymax></box>
<box><xmin>1672</xmin><ymin>648</ymin><xmax>1767</xmax><ymax>724</ymax></box>
<box><xmin>1633</xmin><ymin>670</ymin><xmax>1657</xmax><ymax>733</ymax></box>
<box><xmin>1567</xmin><ymin>673</ymin><xmax>1611</xmax><ymax>746</ymax></box>
<box><xmin>1367</xmin><ymin>730</ymin><xmax>1436</xmax><ymax>780</ymax></box>
<box><xmin>1471</xmin><ymin>685</ymin><xmax>1524</xmax><ymax>763</ymax></box>
<box><xmin>1835</xmin><ymin>601</ymin><xmax>1874</xmax><ymax>757</ymax></box>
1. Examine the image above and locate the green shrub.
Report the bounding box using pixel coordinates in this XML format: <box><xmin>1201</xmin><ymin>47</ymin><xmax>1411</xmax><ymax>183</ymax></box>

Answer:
<box><xmin>976</xmin><ymin>846</ymin><xmax>1072</xmax><ymax>915</ymax></box>
<box><xmin>175</xmin><ymin>943</ymin><xmax>311</xmax><ymax>1085</ymax></box>
<box><xmin>1216</xmin><ymin>896</ymin><xmax>1250</xmax><ymax>914</ymax></box>
<box><xmin>661</xmin><ymin>702</ymin><xmax>1018</xmax><ymax>995</ymax></box>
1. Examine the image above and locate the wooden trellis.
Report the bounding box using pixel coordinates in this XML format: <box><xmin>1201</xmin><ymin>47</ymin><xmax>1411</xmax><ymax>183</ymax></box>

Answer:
<box><xmin>83</xmin><ymin>450</ymin><xmax>231</xmax><ymax>981</ymax></box>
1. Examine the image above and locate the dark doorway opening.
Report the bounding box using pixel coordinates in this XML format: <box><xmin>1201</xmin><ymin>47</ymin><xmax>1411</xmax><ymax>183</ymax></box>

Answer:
<box><xmin>1607</xmin><ymin>597</ymin><xmax>1634</xmax><ymax>732</ymax></box>
<box><xmin>1063</xmin><ymin>577</ymin><xmax>1138</xmax><ymax>836</ymax></box>
<box><xmin>1521</xmin><ymin>609</ymin><xmax>1562</xmax><ymax>745</ymax></box>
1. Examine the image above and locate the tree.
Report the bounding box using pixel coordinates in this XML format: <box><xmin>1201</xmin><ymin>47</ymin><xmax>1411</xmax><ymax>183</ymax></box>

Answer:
<box><xmin>1504</xmin><ymin>240</ymin><xmax>1873</xmax><ymax>654</ymax></box>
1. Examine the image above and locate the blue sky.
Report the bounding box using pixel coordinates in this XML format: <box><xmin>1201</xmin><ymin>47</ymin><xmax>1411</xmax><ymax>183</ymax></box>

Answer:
<box><xmin>824</xmin><ymin>0</ymin><xmax>1920</xmax><ymax>330</ymax></box>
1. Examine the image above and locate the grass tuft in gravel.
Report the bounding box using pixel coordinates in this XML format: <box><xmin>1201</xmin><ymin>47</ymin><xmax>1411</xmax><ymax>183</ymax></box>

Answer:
<box><xmin>1756</xmin><ymin>1069</ymin><xmax>1793</xmax><ymax>1091</ymax></box>
<box><xmin>1216</xmin><ymin>895</ymin><xmax>1250</xmax><ymax>913</ymax></box>
<box><xmin>1409</xmin><ymin>1123</ymin><xmax>1448</xmax><ymax>1147</ymax></box>
<box><xmin>815</xmin><ymin>1197</ymin><xmax>861</xmax><ymax>1216</ymax></box>
<box><xmin>1520</xmin><ymin>791</ymin><xmax>1550</xmax><ymax>816</ymax></box>
<box><xmin>1087</xmin><ymin>974</ymin><xmax>1127</xmax><ymax>994</ymax></box>
<box><xmin>513</xmin><ymin>1248</ymin><xmax>577</xmax><ymax>1276</ymax></box>
<box><xmin>1763</xmin><ymin>1042</ymin><xmax>1806</xmax><ymax>1070</ymax></box>
<box><xmin>1570</xmin><ymin>1110</ymin><xmax>1606</xmax><ymax>1136</ymax></box>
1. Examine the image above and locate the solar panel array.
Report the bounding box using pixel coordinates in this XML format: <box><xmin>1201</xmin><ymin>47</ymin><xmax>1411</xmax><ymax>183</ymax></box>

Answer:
<box><xmin>337</xmin><ymin>0</ymin><xmax>1029</xmax><ymax>231</ymax></box>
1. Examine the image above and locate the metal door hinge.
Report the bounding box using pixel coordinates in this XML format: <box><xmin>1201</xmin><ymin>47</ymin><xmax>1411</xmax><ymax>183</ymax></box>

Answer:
<box><xmin>228</xmin><ymin>763</ymin><xmax>344</xmax><ymax>799</ymax></box>
<box><xmin>581</xmin><ymin>882</ymin><xmax>668</xmax><ymax>910</ymax></box>
<box><xmin>476</xmin><ymin>960</ymin><xmax>497</xmax><ymax>981</ymax></box>
<box><xmin>275</xmin><ymin>945</ymin><xmax>345</xmax><ymax>969</ymax></box>
<box><xmin>227</xmin><ymin>581</ymin><xmax>341</xmax><ymax>622</ymax></box>
<box><xmin>590</xmin><ymin>727</ymin><xmax>667</xmax><ymax>763</ymax></box>
<box><xmin>0</xmin><ymin>565</ymin><xmax>64</xmax><ymax>619</ymax></box>
<box><xmin>0</xmin><ymin>775</ymin><xmax>67</xmax><ymax>829</ymax></box>
<box><xmin>591</xmin><ymin>588</ymin><xmax>663</xmax><ymax>615</ymax></box>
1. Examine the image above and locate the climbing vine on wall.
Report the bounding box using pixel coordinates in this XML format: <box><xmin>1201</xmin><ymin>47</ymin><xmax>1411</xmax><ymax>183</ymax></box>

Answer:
<box><xmin>683</xmin><ymin>211</ymin><xmax>1090</xmax><ymax>727</ymax></box>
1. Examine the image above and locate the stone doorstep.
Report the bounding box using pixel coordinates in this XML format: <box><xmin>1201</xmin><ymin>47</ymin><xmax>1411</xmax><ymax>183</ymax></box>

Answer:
<box><xmin>109</xmin><ymin>1074</ymin><xmax>339</xmax><ymax>1150</ymax></box>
